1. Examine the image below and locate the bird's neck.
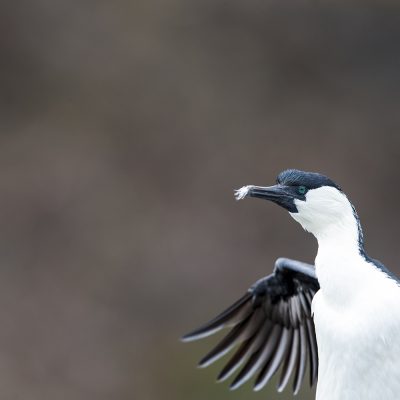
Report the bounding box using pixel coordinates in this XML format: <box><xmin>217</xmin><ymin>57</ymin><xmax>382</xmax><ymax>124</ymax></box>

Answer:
<box><xmin>314</xmin><ymin>212</ymin><xmax>367</xmax><ymax>304</ymax></box>
<box><xmin>315</xmin><ymin>219</ymin><xmax>362</xmax><ymax>256</ymax></box>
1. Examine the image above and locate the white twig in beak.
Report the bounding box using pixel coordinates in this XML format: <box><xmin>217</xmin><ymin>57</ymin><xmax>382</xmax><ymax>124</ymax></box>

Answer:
<box><xmin>234</xmin><ymin>186</ymin><xmax>253</xmax><ymax>201</ymax></box>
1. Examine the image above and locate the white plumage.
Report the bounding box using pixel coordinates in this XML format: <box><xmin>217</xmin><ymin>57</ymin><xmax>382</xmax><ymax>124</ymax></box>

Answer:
<box><xmin>292</xmin><ymin>186</ymin><xmax>400</xmax><ymax>400</ymax></box>
<box><xmin>183</xmin><ymin>169</ymin><xmax>400</xmax><ymax>399</ymax></box>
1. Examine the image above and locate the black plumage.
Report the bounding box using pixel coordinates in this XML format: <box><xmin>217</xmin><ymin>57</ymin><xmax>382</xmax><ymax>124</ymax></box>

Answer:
<box><xmin>182</xmin><ymin>258</ymin><xmax>319</xmax><ymax>394</ymax></box>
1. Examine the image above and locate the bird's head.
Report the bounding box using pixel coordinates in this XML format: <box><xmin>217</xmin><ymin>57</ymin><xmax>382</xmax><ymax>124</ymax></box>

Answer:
<box><xmin>235</xmin><ymin>169</ymin><xmax>358</xmax><ymax>239</ymax></box>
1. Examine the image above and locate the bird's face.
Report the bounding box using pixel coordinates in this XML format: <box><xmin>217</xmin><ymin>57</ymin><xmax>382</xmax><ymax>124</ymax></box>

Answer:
<box><xmin>289</xmin><ymin>185</ymin><xmax>355</xmax><ymax>236</ymax></box>
<box><xmin>235</xmin><ymin>169</ymin><xmax>355</xmax><ymax>236</ymax></box>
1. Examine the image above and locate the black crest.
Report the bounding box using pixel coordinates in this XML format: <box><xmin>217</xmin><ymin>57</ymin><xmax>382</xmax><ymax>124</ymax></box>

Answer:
<box><xmin>276</xmin><ymin>169</ymin><xmax>341</xmax><ymax>191</ymax></box>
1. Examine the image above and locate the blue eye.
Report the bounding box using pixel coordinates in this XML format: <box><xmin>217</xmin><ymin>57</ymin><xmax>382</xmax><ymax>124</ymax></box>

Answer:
<box><xmin>298</xmin><ymin>186</ymin><xmax>307</xmax><ymax>195</ymax></box>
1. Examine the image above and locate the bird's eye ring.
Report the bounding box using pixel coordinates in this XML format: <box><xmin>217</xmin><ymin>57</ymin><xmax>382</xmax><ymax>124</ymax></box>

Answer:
<box><xmin>298</xmin><ymin>186</ymin><xmax>307</xmax><ymax>195</ymax></box>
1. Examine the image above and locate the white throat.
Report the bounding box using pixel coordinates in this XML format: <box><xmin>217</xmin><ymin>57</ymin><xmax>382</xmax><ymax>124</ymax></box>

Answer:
<box><xmin>290</xmin><ymin>187</ymin><xmax>360</xmax><ymax>245</ymax></box>
<box><xmin>290</xmin><ymin>186</ymin><xmax>365</xmax><ymax>302</ymax></box>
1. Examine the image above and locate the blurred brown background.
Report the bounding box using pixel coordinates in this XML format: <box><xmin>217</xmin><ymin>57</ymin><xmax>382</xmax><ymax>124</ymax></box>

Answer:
<box><xmin>1</xmin><ymin>1</ymin><xmax>400</xmax><ymax>399</ymax></box>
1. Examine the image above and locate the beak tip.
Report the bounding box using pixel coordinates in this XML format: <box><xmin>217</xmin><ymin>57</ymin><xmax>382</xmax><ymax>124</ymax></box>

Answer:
<box><xmin>234</xmin><ymin>186</ymin><xmax>252</xmax><ymax>201</ymax></box>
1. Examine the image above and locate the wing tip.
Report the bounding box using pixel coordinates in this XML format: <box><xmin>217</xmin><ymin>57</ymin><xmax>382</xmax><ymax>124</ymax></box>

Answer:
<box><xmin>180</xmin><ymin>335</ymin><xmax>194</xmax><ymax>343</ymax></box>
<box><xmin>253</xmin><ymin>383</ymin><xmax>264</xmax><ymax>392</ymax></box>
<box><xmin>180</xmin><ymin>326</ymin><xmax>222</xmax><ymax>343</ymax></box>
<box><xmin>216</xmin><ymin>373</ymin><xmax>228</xmax><ymax>383</ymax></box>
<box><xmin>276</xmin><ymin>384</ymin><xmax>285</xmax><ymax>393</ymax></box>
<box><xmin>229</xmin><ymin>382</ymin><xmax>241</xmax><ymax>391</ymax></box>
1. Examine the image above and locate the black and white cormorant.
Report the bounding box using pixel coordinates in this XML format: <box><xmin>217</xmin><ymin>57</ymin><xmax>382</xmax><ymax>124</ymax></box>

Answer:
<box><xmin>182</xmin><ymin>169</ymin><xmax>400</xmax><ymax>400</ymax></box>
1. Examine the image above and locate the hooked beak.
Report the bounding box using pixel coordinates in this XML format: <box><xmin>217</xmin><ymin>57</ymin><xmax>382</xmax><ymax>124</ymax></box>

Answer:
<box><xmin>234</xmin><ymin>184</ymin><xmax>298</xmax><ymax>213</ymax></box>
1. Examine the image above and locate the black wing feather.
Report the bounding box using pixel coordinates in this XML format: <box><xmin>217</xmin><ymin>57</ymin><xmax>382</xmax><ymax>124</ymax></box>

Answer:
<box><xmin>217</xmin><ymin>317</ymin><xmax>269</xmax><ymax>381</ymax></box>
<box><xmin>293</xmin><ymin>323</ymin><xmax>308</xmax><ymax>395</ymax></box>
<box><xmin>229</xmin><ymin>323</ymin><xmax>281</xmax><ymax>389</ymax></box>
<box><xmin>198</xmin><ymin>315</ymin><xmax>250</xmax><ymax>367</ymax></box>
<box><xmin>277</xmin><ymin>328</ymin><xmax>299</xmax><ymax>392</ymax></box>
<box><xmin>254</xmin><ymin>327</ymin><xmax>291</xmax><ymax>390</ymax></box>
<box><xmin>181</xmin><ymin>292</ymin><xmax>252</xmax><ymax>342</ymax></box>
<box><xmin>306</xmin><ymin>318</ymin><xmax>318</xmax><ymax>385</ymax></box>
<box><xmin>182</xmin><ymin>258</ymin><xmax>319</xmax><ymax>395</ymax></box>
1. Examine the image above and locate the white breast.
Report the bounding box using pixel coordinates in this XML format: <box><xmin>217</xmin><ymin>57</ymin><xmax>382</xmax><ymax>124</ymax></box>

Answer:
<box><xmin>313</xmin><ymin>257</ymin><xmax>400</xmax><ymax>400</ymax></box>
<box><xmin>288</xmin><ymin>183</ymin><xmax>400</xmax><ymax>399</ymax></box>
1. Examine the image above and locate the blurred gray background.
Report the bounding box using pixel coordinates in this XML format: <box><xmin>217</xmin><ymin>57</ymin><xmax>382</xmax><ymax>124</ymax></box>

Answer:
<box><xmin>1</xmin><ymin>1</ymin><xmax>400</xmax><ymax>399</ymax></box>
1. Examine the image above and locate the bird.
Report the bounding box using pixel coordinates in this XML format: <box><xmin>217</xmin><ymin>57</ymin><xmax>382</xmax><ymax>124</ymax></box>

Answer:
<box><xmin>182</xmin><ymin>169</ymin><xmax>400</xmax><ymax>400</ymax></box>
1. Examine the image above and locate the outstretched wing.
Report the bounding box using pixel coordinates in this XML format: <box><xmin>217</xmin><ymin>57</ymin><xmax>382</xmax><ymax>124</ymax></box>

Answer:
<box><xmin>182</xmin><ymin>258</ymin><xmax>320</xmax><ymax>394</ymax></box>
